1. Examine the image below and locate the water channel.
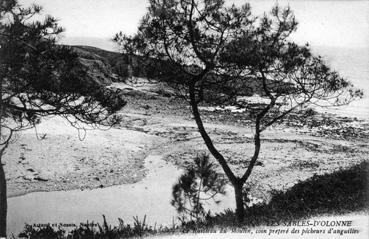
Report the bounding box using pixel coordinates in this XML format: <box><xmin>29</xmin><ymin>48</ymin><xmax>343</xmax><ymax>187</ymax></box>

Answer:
<box><xmin>7</xmin><ymin>155</ymin><xmax>235</xmax><ymax>235</ymax></box>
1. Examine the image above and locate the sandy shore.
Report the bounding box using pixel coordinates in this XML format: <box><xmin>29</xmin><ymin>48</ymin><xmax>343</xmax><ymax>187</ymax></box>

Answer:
<box><xmin>5</xmin><ymin>116</ymin><xmax>164</xmax><ymax>197</ymax></box>
<box><xmin>4</xmin><ymin>82</ymin><xmax>369</xmax><ymax>200</ymax></box>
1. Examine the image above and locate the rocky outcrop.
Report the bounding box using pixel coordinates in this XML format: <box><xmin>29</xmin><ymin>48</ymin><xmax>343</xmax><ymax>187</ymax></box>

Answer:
<box><xmin>78</xmin><ymin>57</ymin><xmax>116</xmax><ymax>85</ymax></box>
<box><xmin>72</xmin><ymin>46</ymin><xmax>120</xmax><ymax>86</ymax></box>
<box><xmin>72</xmin><ymin>45</ymin><xmax>149</xmax><ymax>82</ymax></box>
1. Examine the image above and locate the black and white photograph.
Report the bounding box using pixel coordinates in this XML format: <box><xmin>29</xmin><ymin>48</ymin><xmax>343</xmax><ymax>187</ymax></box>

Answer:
<box><xmin>0</xmin><ymin>0</ymin><xmax>368</xmax><ymax>238</ymax></box>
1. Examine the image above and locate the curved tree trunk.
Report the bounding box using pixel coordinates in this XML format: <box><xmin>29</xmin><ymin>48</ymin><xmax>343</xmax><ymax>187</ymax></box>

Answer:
<box><xmin>188</xmin><ymin>83</ymin><xmax>237</xmax><ymax>184</ymax></box>
<box><xmin>0</xmin><ymin>159</ymin><xmax>6</xmax><ymax>237</ymax></box>
<box><xmin>189</xmin><ymin>82</ymin><xmax>246</xmax><ymax>222</ymax></box>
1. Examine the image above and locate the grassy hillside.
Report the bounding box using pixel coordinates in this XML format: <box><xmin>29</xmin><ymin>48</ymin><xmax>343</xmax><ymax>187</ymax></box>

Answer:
<box><xmin>72</xmin><ymin>45</ymin><xmax>131</xmax><ymax>81</ymax></box>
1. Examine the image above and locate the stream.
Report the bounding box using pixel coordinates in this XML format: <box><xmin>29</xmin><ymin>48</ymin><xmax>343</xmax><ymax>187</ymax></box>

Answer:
<box><xmin>7</xmin><ymin>155</ymin><xmax>235</xmax><ymax>235</ymax></box>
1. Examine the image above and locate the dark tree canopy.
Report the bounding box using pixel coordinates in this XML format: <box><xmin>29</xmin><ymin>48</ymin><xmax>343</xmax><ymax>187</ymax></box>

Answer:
<box><xmin>114</xmin><ymin>0</ymin><xmax>253</xmax><ymax>87</ymax></box>
<box><xmin>0</xmin><ymin>0</ymin><xmax>125</xmax><ymax>140</ymax></box>
<box><xmin>0</xmin><ymin>0</ymin><xmax>125</xmax><ymax>236</ymax></box>
<box><xmin>115</xmin><ymin>0</ymin><xmax>362</xmax><ymax>109</ymax></box>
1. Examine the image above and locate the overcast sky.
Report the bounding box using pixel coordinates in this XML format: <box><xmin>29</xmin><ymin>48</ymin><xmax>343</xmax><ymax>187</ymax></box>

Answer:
<box><xmin>20</xmin><ymin>0</ymin><xmax>369</xmax><ymax>51</ymax></box>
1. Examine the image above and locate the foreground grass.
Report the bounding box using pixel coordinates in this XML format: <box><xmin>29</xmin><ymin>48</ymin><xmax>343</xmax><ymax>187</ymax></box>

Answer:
<box><xmin>198</xmin><ymin>160</ymin><xmax>368</xmax><ymax>229</ymax></box>
<box><xmin>17</xmin><ymin>161</ymin><xmax>368</xmax><ymax>238</ymax></box>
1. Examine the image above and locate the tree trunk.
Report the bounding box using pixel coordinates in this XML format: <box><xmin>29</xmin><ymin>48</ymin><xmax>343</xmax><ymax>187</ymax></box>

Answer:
<box><xmin>0</xmin><ymin>160</ymin><xmax>6</xmax><ymax>237</ymax></box>
<box><xmin>0</xmin><ymin>74</ymin><xmax>6</xmax><ymax>237</ymax></box>
<box><xmin>188</xmin><ymin>83</ymin><xmax>237</xmax><ymax>184</ymax></box>
<box><xmin>234</xmin><ymin>182</ymin><xmax>245</xmax><ymax>223</ymax></box>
